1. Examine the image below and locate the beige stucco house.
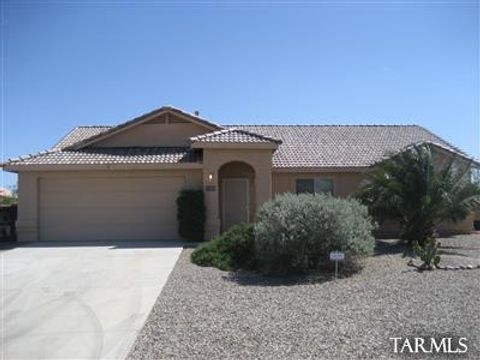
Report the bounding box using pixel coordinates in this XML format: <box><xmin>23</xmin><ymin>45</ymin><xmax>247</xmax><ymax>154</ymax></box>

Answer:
<box><xmin>2</xmin><ymin>106</ymin><xmax>478</xmax><ymax>242</ymax></box>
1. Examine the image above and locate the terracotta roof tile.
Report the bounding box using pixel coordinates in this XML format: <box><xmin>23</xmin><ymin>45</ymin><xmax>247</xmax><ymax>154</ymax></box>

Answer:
<box><xmin>226</xmin><ymin>125</ymin><xmax>470</xmax><ymax>168</ymax></box>
<box><xmin>52</xmin><ymin>126</ymin><xmax>112</xmax><ymax>149</ymax></box>
<box><xmin>5</xmin><ymin>123</ymin><xmax>475</xmax><ymax>168</ymax></box>
<box><xmin>7</xmin><ymin>147</ymin><xmax>201</xmax><ymax>166</ymax></box>
<box><xmin>190</xmin><ymin>128</ymin><xmax>282</xmax><ymax>144</ymax></box>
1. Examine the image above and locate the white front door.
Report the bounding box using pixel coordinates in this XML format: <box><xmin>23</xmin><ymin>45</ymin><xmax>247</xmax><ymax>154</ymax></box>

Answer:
<box><xmin>222</xmin><ymin>178</ymin><xmax>249</xmax><ymax>231</ymax></box>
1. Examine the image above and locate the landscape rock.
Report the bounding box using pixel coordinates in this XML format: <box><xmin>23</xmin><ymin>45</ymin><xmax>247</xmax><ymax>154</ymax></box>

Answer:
<box><xmin>128</xmin><ymin>234</ymin><xmax>480</xmax><ymax>360</ymax></box>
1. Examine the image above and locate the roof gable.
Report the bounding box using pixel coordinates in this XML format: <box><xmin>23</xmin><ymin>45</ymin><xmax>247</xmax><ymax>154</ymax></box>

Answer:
<box><xmin>67</xmin><ymin>106</ymin><xmax>223</xmax><ymax>150</ymax></box>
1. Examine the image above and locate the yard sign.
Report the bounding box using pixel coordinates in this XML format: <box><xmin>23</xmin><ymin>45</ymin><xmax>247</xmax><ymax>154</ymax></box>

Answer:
<box><xmin>330</xmin><ymin>251</ymin><xmax>345</xmax><ymax>279</ymax></box>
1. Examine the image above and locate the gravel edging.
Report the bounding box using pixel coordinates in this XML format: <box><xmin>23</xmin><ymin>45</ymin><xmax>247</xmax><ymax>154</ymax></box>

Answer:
<box><xmin>129</xmin><ymin>235</ymin><xmax>480</xmax><ymax>359</ymax></box>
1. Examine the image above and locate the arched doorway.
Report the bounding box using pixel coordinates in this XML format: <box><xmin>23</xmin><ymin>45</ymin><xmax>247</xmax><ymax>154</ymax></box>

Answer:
<box><xmin>218</xmin><ymin>161</ymin><xmax>256</xmax><ymax>232</ymax></box>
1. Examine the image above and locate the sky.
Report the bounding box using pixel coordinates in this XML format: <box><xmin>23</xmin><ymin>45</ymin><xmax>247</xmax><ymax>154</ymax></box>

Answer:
<box><xmin>1</xmin><ymin>0</ymin><xmax>479</xmax><ymax>187</ymax></box>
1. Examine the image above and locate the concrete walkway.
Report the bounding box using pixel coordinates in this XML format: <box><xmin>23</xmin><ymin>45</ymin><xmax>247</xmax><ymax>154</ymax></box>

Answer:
<box><xmin>1</xmin><ymin>241</ymin><xmax>184</xmax><ymax>359</ymax></box>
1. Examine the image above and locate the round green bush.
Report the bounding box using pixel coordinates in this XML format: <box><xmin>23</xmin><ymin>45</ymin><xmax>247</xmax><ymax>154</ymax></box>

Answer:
<box><xmin>254</xmin><ymin>193</ymin><xmax>375</xmax><ymax>274</ymax></box>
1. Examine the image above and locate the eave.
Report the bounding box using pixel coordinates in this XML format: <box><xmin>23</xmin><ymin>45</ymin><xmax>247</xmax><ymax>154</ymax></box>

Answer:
<box><xmin>3</xmin><ymin>162</ymin><xmax>203</xmax><ymax>172</ymax></box>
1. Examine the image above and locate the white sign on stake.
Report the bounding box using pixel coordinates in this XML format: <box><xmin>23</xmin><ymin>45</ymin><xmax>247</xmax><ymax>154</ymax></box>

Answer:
<box><xmin>330</xmin><ymin>251</ymin><xmax>345</xmax><ymax>261</ymax></box>
<box><xmin>330</xmin><ymin>251</ymin><xmax>345</xmax><ymax>279</ymax></box>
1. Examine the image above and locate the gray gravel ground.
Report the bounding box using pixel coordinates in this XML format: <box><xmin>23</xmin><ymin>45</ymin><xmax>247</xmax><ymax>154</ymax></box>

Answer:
<box><xmin>437</xmin><ymin>234</ymin><xmax>480</xmax><ymax>267</ymax></box>
<box><xmin>129</xmin><ymin>234</ymin><xmax>480</xmax><ymax>359</ymax></box>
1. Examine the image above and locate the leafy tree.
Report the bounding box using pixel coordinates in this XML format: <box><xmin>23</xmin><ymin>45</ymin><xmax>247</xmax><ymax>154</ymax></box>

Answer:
<box><xmin>358</xmin><ymin>144</ymin><xmax>480</xmax><ymax>246</ymax></box>
<box><xmin>0</xmin><ymin>185</ymin><xmax>17</xmax><ymax>206</ymax></box>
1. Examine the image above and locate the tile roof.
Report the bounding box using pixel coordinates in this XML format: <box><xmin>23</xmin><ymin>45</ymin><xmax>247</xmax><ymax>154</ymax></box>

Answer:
<box><xmin>4</xmin><ymin>119</ymin><xmax>476</xmax><ymax>169</ymax></box>
<box><xmin>226</xmin><ymin>125</ymin><xmax>471</xmax><ymax>168</ymax></box>
<box><xmin>52</xmin><ymin>126</ymin><xmax>112</xmax><ymax>149</ymax></box>
<box><xmin>6</xmin><ymin>147</ymin><xmax>201</xmax><ymax>166</ymax></box>
<box><xmin>190</xmin><ymin>128</ymin><xmax>282</xmax><ymax>144</ymax></box>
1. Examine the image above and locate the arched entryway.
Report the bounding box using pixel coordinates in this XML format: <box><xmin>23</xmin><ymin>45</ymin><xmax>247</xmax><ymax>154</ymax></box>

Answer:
<box><xmin>218</xmin><ymin>161</ymin><xmax>256</xmax><ymax>232</ymax></box>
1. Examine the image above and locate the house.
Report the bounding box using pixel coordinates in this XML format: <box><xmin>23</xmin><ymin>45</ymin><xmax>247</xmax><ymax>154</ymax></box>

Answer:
<box><xmin>2</xmin><ymin>105</ymin><xmax>478</xmax><ymax>242</ymax></box>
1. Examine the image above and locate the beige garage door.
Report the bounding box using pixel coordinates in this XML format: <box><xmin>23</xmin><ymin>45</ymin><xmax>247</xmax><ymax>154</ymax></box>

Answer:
<box><xmin>39</xmin><ymin>176</ymin><xmax>184</xmax><ymax>241</ymax></box>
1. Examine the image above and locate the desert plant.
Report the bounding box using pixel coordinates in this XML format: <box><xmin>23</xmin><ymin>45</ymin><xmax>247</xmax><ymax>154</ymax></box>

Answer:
<box><xmin>190</xmin><ymin>237</ymin><xmax>232</xmax><ymax>270</ymax></box>
<box><xmin>177</xmin><ymin>190</ymin><xmax>206</xmax><ymax>241</ymax></box>
<box><xmin>218</xmin><ymin>223</ymin><xmax>255</xmax><ymax>269</ymax></box>
<box><xmin>191</xmin><ymin>224</ymin><xmax>255</xmax><ymax>271</ymax></box>
<box><xmin>414</xmin><ymin>238</ymin><xmax>441</xmax><ymax>270</ymax></box>
<box><xmin>358</xmin><ymin>144</ymin><xmax>480</xmax><ymax>246</ymax></box>
<box><xmin>254</xmin><ymin>193</ymin><xmax>375</xmax><ymax>274</ymax></box>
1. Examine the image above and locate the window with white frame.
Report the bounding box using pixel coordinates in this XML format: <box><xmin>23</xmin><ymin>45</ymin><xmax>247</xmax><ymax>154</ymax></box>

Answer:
<box><xmin>295</xmin><ymin>178</ymin><xmax>334</xmax><ymax>195</ymax></box>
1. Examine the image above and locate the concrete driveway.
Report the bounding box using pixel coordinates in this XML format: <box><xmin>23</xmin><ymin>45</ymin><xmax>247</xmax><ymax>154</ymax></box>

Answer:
<box><xmin>1</xmin><ymin>241</ymin><xmax>184</xmax><ymax>359</ymax></box>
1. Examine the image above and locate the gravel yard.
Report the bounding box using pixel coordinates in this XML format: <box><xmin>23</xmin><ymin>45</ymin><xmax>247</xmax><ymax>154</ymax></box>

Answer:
<box><xmin>129</xmin><ymin>234</ymin><xmax>480</xmax><ymax>359</ymax></box>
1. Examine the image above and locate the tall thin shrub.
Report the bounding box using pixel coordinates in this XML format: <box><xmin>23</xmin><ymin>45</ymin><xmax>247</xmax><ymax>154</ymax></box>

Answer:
<box><xmin>177</xmin><ymin>190</ymin><xmax>206</xmax><ymax>241</ymax></box>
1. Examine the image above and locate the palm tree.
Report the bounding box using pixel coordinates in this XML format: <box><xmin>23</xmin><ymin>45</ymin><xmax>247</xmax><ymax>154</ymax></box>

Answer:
<box><xmin>358</xmin><ymin>143</ymin><xmax>480</xmax><ymax>246</ymax></box>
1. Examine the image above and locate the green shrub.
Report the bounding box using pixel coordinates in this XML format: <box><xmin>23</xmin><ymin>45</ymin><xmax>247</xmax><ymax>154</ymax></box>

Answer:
<box><xmin>177</xmin><ymin>190</ymin><xmax>206</xmax><ymax>241</ymax></box>
<box><xmin>414</xmin><ymin>238</ymin><xmax>441</xmax><ymax>270</ymax></box>
<box><xmin>190</xmin><ymin>237</ymin><xmax>232</xmax><ymax>270</ymax></box>
<box><xmin>254</xmin><ymin>193</ymin><xmax>375</xmax><ymax>274</ymax></box>
<box><xmin>219</xmin><ymin>224</ymin><xmax>255</xmax><ymax>269</ymax></box>
<box><xmin>191</xmin><ymin>224</ymin><xmax>255</xmax><ymax>271</ymax></box>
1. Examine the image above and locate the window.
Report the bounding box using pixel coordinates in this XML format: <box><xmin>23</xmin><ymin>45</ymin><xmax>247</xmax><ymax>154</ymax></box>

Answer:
<box><xmin>295</xmin><ymin>178</ymin><xmax>334</xmax><ymax>195</ymax></box>
<box><xmin>315</xmin><ymin>178</ymin><xmax>334</xmax><ymax>194</ymax></box>
<box><xmin>295</xmin><ymin>179</ymin><xmax>314</xmax><ymax>194</ymax></box>
<box><xmin>472</xmin><ymin>166</ymin><xmax>480</xmax><ymax>184</ymax></box>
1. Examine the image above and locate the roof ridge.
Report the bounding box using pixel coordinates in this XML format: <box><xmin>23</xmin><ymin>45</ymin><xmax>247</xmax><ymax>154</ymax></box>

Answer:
<box><xmin>84</xmin><ymin>146</ymin><xmax>193</xmax><ymax>150</ymax></box>
<box><xmin>190</xmin><ymin>128</ymin><xmax>282</xmax><ymax>144</ymax></box>
<box><xmin>225</xmin><ymin>124</ymin><xmax>422</xmax><ymax>127</ymax></box>
<box><xmin>75</xmin><ymin>125</ymin><xmax>113</xmax><ymax>128</ymax></box>
<box><xmin>72</xmin><ymin>124</ymin><xmax>426</xmax><ymax>129</ymax></box>
<box><xmin>233</xmin><ymin>128</ymin><xmax>282</xmax><ymax>143</ymax></box>
<box><xmin>190</xmin><ymin>128</ymin><xmax>234</xmax><ymax>141</ymax></box>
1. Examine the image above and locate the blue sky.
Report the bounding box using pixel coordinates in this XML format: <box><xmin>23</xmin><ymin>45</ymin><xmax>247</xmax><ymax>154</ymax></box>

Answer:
<box><xmin>1</xmin><ymin>1</ymin><xmax>479</xmax><ymax>187</ymax></box>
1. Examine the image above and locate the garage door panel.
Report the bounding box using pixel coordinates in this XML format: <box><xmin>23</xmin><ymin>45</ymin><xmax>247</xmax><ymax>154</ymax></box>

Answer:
<box><xmin>41</xmin><ymin>208</ymin><xmax>175</xmax><ymax>226</ymax></box>
<box><xmin>39</xmin><ymin>176</ymin><xmax>184</xmax><ymax>241</ymax></box>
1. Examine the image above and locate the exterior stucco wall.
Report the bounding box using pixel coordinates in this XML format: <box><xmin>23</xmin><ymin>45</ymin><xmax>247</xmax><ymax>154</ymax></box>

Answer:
<box><xmin>272</xmin><ymin>171</ymin><xmax>364</xmax><ymax>198</ymax></box>
<box><xmin>96</xmin><ymin>122</ymin><xmax>210</xmax><ymax>147</ymax></box>
<box><xmin>16</xmin><ymin>160</ymin><xmax>475</xmax><ymax>242</ymax></box>
<box><xmin>16</xmin><ymin>169</ymin><xmax>202</xmax><ymax>242</ymax></box>
<box><xmin>377</xmin><ymin>216</ymin><xmax>474</xmax><ymax>237</ymax></box>
<box><xmin>272</xmin><ymin>170</ymin><xmax>474</xmax><ymax>235</ymax></box>
<box><xmin>202</xmin><ymin>148</ymin><xmax>274</xmax><ymax>239</ymax></box>
<box><xmin>17</xmin><ymin>172</ymin><xmax>39</xmax><ymax>242</ymax></box>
